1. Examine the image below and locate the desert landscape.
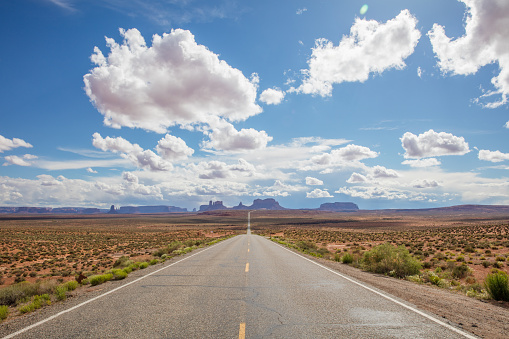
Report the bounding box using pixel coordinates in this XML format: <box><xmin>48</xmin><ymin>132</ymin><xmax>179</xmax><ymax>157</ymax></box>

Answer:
<box><xmin>0</xmin><ymin>207</ymin><xmax>508</xmax><ymax>337</ymax></box>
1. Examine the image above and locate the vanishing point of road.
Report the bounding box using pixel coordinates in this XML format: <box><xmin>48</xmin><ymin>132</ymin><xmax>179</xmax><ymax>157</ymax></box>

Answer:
<box><xmin>1</xmin><ymin>212</ymin><xmax>477</xmax><ymax>338</ymax></box>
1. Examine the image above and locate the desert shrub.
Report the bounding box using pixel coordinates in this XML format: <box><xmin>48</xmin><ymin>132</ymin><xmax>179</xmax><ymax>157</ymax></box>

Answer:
<box><xmin>484</xmin><ymin>271</ymin><xmax>509</xmax><ymax>301</ymax></box>
<box><xmin>149</xmin><ymin>259</ymin><xmax>159</xmax><ymax>266</ymax></box>
<box><xmin>139</xmin><ymin>262</ymin><xmax>149</xmax><ymax>269</ymax></box>
<box><xmin>18</xmin><ymin>294</ymin><xmax>51</xmax><ymax>314</ymax></box>
<box><xmin>0</xmin><ymin>305</ymin><xmax>9</xmax><ymax>321</ymax></box>
<box><xmin>495</xmin><ymin>256</ymin><xmax>506</xmax><ymax>262</ymax></box>
<box><xmin>361</xmin><ymin>243</ymin><xmax>422</xmax><ymax>278</ymax></box>
<box><xmin>113</xmin><ymin>256</ymin><xmax>133</xmax><ymax>268</ymax></box>
<box><xmin>64</xmin><ymin>280</ymin><xmax>79</xmax><ymax>291</ymax></box>
<box><xmin>55</xmin><ymin>286</ymin><xmax>67</xmax><ymax>301</ymax></box>
<box><xmin>88</xmin><ymin>274</ymin><xmax>113</xmax><ymax>286</ymax></box>
<box><xmin>422</xmin><ymin>271</ymin><xmax>442</xmax><ymax>286</ymax></box>
<box><xmin>452</xmin><ymin>263</ymin><xmax>471</xmax><ymax>279</ymax></box>
<box><xmin>110</xmin><ymin>269</ymin><xmax>128</xmax><ymax>280</ymax></box>
<box><xmin>341</xmin><ymin>253</ymin><xmax>354</xmax><ymax>264</ymax></box>
<box><xmin>333</xmin><ymin>253</ymin><xmax>341</xmax><ymax>262</ymax></box>
<box><xmin>493</xmin><ymin>261</ymin><xmax>504</xmax><ymax>268</ymax></box>
<box><xmin>295</xmin><ymin>240</ymin><xmax>317</xmax><ymax>252</ymax></box>
<box><xmin>482</xmin><ymin>261</ymin><xmax>492</xmax><ymax>268</ymax></box>
<box><xmin>0</xmin><ymin>281</ymin><xmax>39</xmax><ymax>306</ymax></box>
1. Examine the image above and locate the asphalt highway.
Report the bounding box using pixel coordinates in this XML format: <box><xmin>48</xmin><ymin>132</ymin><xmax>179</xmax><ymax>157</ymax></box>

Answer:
<box><xmin>2</xmin><ymin>222</ymin><xmax>477</xmax><ymax>338</ymax></box>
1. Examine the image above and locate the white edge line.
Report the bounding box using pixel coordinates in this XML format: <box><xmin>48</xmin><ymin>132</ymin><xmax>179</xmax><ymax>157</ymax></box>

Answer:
<box><xmin>272</xmin><ymin>240</ymin><xmax>478</xmax><ymax>339</ymax></box>
<box><xmin>2</xmin><ymin>237</ymin><xmax>236</xmax><ymax>339</ymax></box>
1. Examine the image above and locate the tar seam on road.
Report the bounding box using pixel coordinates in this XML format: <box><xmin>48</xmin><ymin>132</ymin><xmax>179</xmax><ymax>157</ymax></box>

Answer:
<box><xmin>273</xmin><ymin>240</ymin><xmax>478</xmax><ymax>339</ymax></box>
<box><xmin>1</xmin><ymin>237</ymin><xmax>237</xmax><ymax>339</ymax></box>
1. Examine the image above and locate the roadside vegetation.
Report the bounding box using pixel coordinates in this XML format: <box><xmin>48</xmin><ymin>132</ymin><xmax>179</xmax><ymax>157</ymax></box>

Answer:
<box><xmin>266</xmin><ymin>223</ymin><xmax>509</xmax><ymax>304</ymax></box>
<box><xmin>0</xmin><ymin>217</ymin><xmax>236</xmax><ymax>322</ymax></box>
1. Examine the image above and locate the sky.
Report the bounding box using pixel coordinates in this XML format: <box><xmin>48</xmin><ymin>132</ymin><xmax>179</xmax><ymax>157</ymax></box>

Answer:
<box><xmin>1</xmin><ymin>0</ymin><xmax>508</xmax><ymax>211</ymax></box>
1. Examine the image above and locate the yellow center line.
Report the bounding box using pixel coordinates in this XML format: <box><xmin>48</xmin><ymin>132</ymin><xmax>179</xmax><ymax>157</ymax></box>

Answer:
<box><xmin>245</xmin><ymin>263</ymin><xmax>249</xmax><ymax>272</ymax></box>
<box><xmin>247</xmin><ymin>248</ymin><xmax>250</xmax><ymax>253</ymax></box>
<box><xmin>239</xmin><ymin>322</ymin><xmax>246</xmax><ymax>339</ymax></box>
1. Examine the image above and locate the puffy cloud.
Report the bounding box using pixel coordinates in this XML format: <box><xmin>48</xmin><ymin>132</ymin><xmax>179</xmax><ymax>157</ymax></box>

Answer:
<box><xmin>86</xmin><ymin>167</ymin><xmax>98</xmax><ymax>174</ymax></box>
<box><xmin>156</xmin><ymin>134</ymin><xmax>194</xmax><ymax>161</ymax></box>
<box><xmin>3</xmin><ymin>154</ymin><xmax>37</xmax><ymax>167</ymax></box>
<box><xmin>303</xmin><ymin>144</ymin><xmax>378</xmax><ymax>173</ymax></box>
<box><xmin>296</xmin><ymin>8</ymin><xmax>307</xmax><ymax>15</ymax></box>
<box><xmin>306</xmin><ymin>188</ymin><xmax>333</xmax><ymax>198</ymax></box>
<box><xmin>428</xmin><ymin>0</ymin><xmax>509</xmax><ymax>108</ymax></box>
<box><xmin>417</xmin><ymin>67</ymin><xmax>422</xmax><ymax>78</ymax></box>
<box><xmin>294</xmin><ymin>10</ymin><xmax>420</xmax><ymax>96</ymax></box>
<box><xmin>305</xmin><ymin>176</ymin><xmax>323</xmax><ymax>185</ymax></box>
<box><xmin>412</xmin><ymin>179</ymin><xmax>441</xmax><ymax>189</ymax></box>
<box><xmin>347</xmin><ymin>172</ymin><xmax>368</xmax><ymax>183</ymax></box>
<box><xmin>478</xmin><ymin>149</ymin><xmax>509</xmax><ymax>162</ymax></box>
<box><xmin>201</xmin><ymin>118</ymin><xmax>272</xmax><ymax>152</ymax></box>
<box><xmin>92</xmin><ymin>133</ymin><xmax>172</xmax><ymax>171</ymax></box>
<box><xmin>0</xmin><ymin>135</ymin><xmax>32</xmax><ymax>153</ymax></box>
<box><xmin>402</xmin><ymin>158</ymin><xmax>441</xmax><ymax>168</ymax></box>
<box><xmin>401</xmin><ymin>130</ymin><xmax>470</xmax><ymax>159</ymax></box>
<box><xmin>332</xmin><ymin>144</ymin><xmax>378</xmax><ymax>162</ymax></box>
<box><xmin>259</xmin><ymin>88</ymin><xmax>285</xmax><ymax>105</ymax></box>
<box><xmin>84</xmin><ymin>28</ymin><xmax>262</xmax><ymax>133</ymax></box>
<box><xmin>371</xmin><ymin>165</ymin><xmax>400</xmax><ymax>179</ymax></box>
<box><xmin>196</xmin><ymin>159</ymin><xmax>257</xmax><ymax>180</ymax></box>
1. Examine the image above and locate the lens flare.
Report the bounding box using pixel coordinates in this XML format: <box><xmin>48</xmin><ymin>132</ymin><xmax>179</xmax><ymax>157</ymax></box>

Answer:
<box><xmin>360</xmin><ymin>4</ymin><xmax>368</xmax><ymax>15</ymax></box>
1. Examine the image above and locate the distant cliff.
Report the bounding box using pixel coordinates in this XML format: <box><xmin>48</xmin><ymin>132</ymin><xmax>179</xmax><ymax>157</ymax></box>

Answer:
<box><xmin>0</xmin><ymin>205</ymin><xmax>186</xmax><ymax>214</ymax></box>
<box><xmin>318</xmin><ymin>202</ymin><xmax>359</xmax><ymax>212</ymax></box>
<box><xmin>118</xmin><ymin>205</ymin><xmax>187</xmax><ymax>213</ymax></box>
<box><xmin>200</xmin><ymin>198</ymin><xmax>286</xmax><ymax>212</ymax></box>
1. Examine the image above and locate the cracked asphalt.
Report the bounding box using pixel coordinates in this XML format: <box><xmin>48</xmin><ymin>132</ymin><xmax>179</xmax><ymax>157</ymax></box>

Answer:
<box><xmin>1</xmin><ymin>232</ymin><xmax>477</xmax><ymax>338</ymax></box>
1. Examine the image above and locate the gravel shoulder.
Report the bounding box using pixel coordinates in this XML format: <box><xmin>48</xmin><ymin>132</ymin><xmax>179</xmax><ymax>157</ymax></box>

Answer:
<box><xmin>298</xmin><ymin>250</ymin><xmax>509</xmax><ymax>339</ymax></box>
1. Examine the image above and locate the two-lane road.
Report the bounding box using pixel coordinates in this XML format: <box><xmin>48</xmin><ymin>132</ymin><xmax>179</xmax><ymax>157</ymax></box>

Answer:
<box><xmin>2</xmin><ymin>229</ymin><xmax>476</xmax><ymax>338</ymax></box>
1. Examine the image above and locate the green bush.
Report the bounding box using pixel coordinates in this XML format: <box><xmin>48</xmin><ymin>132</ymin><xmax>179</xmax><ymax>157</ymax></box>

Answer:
<box><xmin>149</xmin><ymin>259</ymin><xmax>159</xmax><ymax>266</ymax></box>
<box><xmin>139</xmin><ymin>262</ymin><xmax>149</xmax><ymax>269</ymax></box>
<box><xmin>484</xmin><ymin>271</ymin><xmax>509</xmax><ymax>301</ymax></box>
<box><xmin>55</xmin><ymin>286</ymin><xmax>67</xmax><ymax>301</ymax></box>
<box><xmin>110</xmin><ymin>269</ymin><xmax>128</xmax><ymax>280</ymax></box>
<box><xmin>18</xmin><ymin>294</ymin><xmax>51</xmax><ymax>314</ymax></box>
<box><xmin>0</xmin><ymin>305</ymin><xmax>9</xmax><ymax>321</ymax></box>
<box><xmin>341</xmin><ymin>253</ymin><xmax>354</xmax><ymax>264</ymax></box>
<box><xmin>113</xmin><ymin>256</ymin><xmax>133</xmax><ymax>268</ymax></box>
<box><xmin>88</xmin><ymin>274</ymin><xmax>113</xmax><ymax>286</ymax></box>
<box><xmin>361</xmin><ymin>243</ymin><xmax>422</xmax><ymax>278</ymax></box>
<box><xmin>0</xmin><ymin>281</ymin><xmax>54</xmax><ymax>306</ymax></box>
<box><xmin>452</xmin><ymin>263</ymin><xmax>470</xmax><ymax>279</ymax></box>
<box><xmin>64</xmin><ymin>280</ymin><xmax>79</xmax><ymax>291</ymax></box>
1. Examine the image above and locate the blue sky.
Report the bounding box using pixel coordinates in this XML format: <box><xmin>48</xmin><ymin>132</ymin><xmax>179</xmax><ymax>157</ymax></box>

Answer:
<box><xmin>1</xmin><ymin>0</ymin><xmax>508</xmax><ymax>210</ymax></box>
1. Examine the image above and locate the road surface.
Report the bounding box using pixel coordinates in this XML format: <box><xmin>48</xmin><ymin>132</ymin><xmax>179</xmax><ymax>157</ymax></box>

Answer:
<box><xmin>1</xmin><ymin>221</ymin><xmax>476</xmax><ymax>338</ymax></box>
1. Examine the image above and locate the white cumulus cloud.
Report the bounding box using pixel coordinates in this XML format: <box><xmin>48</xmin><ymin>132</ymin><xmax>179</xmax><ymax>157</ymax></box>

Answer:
<box><xmin>84</xmin><ymin>28</ymin><xmax>262</xmax><ymax>133</ymax></box>
<box><xmin>294</xmin><ymin>9</ymin><xmax>421</xmax><ymax>96</ymax></box>
<box><xmin>412</xmin><ymin>179</ymin><xmax>441</xmax><ymax>189</ymax></box>
<box><xmin>305</xmin><ymin>176</ymin><xmax>323</xmax><ymax>186</ymax></box>
<box><xmin>259</xmin><ymin>88</ymin><xmax>285</xmax><ymax>105</ymax></box>
<box><xmin>156</xmin><ymin>134</ymin><xmax>194</xmax><ymax>161</ymax></box>
<box><xmin>86</xmin><ymin>167</ymin><xmax>98</xmax><ymax>174</ymax></box>
<box><xmin>401</xmin><ymin>130</ymin><xmax>470</xmax><ymax>159</ymax></box>
<box><xmin>3</xmin><ymin>155</ymin><xmax>34</xmax><ymax>167</ymax></box>
<box><xmin>479</xmin><ymin>149</ymin><xmax>509</xmax><ymax>162</ymax></box>
<box><xmin>201</xmin><ymin>118</ymin><xmax>272</xmax><ymax>152</ymax></box>
<box><xmin>428</xmin><ymin>0</ymin><xmax>509</xmax><ymax>108</ymax></box>
<box><xmin>0</xmin><ymin>135</ymin><xmax>32</xmax><ymax>153</ymax></box>
<box><xmin>92</xmin><ymin>133</ymin><xmax>172</xmax><ymax>171</ymax></box>
<box><xmin>306</xmin><ymin>188</ymin><xmax>333</xmax><ymax>198</ymax></box>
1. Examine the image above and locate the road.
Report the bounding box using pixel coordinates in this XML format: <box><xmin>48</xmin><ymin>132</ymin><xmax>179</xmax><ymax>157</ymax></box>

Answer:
<box><xmin>1</xmin><ymin>217</ymin><xmax>476</xmax><ymax>338</ymax></box>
